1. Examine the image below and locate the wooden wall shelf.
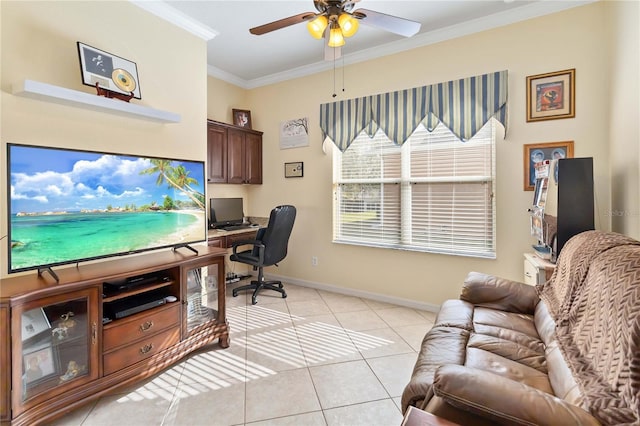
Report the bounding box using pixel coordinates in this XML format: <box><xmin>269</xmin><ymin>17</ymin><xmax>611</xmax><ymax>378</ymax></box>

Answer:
<box><xmin>12</xmin><ymin>80</ymin><xmax>181</xmax><ymax>123</ymax></box>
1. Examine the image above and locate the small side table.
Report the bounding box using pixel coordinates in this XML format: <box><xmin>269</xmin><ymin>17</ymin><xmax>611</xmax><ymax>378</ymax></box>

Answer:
<box><xmin>401</xmin><ymin>406</ymin><xmax>461</xmax><ymax>426</ymax></box>
<box><xmin>523</xmin><ymin>253</ymin><xmax>556</xmax><ymax>286</ymax></box>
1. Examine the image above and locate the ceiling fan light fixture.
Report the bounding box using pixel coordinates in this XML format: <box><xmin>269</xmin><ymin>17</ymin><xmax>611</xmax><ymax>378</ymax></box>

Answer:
<box><xmin>338</xmin><ymin>13</ymin><xmax>359</xmax><ymax>38</ymax></box>
<box><xmin>306</xmin><ymin>15</ymin><xmax>328</xmax><ymax>39</ymax></box>
<box><xmin>328</xmin><ymin>24</ymin><xmax>345</xmax><ymax>47</ymax></box>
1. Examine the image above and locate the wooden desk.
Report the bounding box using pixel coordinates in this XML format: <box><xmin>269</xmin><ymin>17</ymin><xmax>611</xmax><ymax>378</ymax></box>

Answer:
<box><xmin>401</xmin><ymin>406</ymin><xmax>461</xmax><ymax>426</ymax></box>
<box><xmin>208</xmin><ymin>228</ymin><xmax>258</xmax><ymax>249</ymax></box>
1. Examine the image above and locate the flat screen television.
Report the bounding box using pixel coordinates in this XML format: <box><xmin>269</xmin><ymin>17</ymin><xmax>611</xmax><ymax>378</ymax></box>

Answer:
<box><xmin>210</xmin><ymin>197</ymin><xmax>244</xmax><ymax>228</ymax></box>
<box><xmin>7</xmin><ymin>143</ymin><xmax>207</xmax><ymax>275</ymax></box>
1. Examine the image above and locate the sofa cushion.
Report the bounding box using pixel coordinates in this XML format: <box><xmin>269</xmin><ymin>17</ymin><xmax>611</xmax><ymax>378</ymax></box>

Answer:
<box><xmin>466</xmin><ymin>334</ymin><xmax>547</xmax><ymax>374</ymax></box>
<box><xmin>433</xmin><ymin>299</ymin><xmax>473</xmax><ymax>330</ymax></box>
<box><xmin>431</xmin><ymin>365</ymin><xmax>600</xmax><ymax>426</ymax></box>
<box><xmin>535</xmin><ymin>300</ymin><xmax>586</xmax><ymax>409</ymax></box>
<box><xmin>401</xmin><ymin>325</ymin><xmax>470</xmax><ymax>410</ymax></box>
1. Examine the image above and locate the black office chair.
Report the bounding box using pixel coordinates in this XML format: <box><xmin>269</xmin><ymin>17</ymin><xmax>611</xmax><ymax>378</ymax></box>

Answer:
<box><xmin>230</xmin><ymin>205</ymin><xmax>296</xmax><ymax>305</ymax></box>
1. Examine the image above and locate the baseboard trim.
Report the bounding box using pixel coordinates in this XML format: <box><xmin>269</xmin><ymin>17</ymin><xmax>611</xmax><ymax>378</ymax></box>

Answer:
<box><xmin>262</xmin><ymin>272</ymin><xmax>440</xmax><ymax>313</ymax></box>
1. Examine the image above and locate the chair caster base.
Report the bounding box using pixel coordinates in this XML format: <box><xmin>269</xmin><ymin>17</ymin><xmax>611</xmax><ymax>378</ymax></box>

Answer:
<box><xmin>233</xmin><ymin>280</ymin><xmax>286</xmax><ymax>304</ymax></box>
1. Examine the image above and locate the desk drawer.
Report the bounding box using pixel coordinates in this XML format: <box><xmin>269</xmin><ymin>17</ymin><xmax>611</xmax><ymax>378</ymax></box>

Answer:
<box><xmin>103</xmin><ymin>304</ymin><xmax>180</xmax><ymax>351</ymax></box>
<box><xmin>226</xmin><ymin>231</ymin><xmax>257</xmax><ymax>248</ymax></box>
<box><xmin>103</xmin><ymin>327</ymin><xmax>180</xmax><ymax>375</ymax></box>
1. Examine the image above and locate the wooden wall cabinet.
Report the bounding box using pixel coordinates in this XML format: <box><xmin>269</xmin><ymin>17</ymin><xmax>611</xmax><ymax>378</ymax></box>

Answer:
<box><xmin>1</xmin><ymin>246</ymin><xmax>228</xmax><ymax>425</ymax></box>
<box><xmin>207</xmin><ymin>123</ymin><xmax>227</xmax><ymax>183</ymax></box>
<box><xmin>207</xmin><ymin>120</ymin><xmax>262</xmax><ymax>184</ymax></box>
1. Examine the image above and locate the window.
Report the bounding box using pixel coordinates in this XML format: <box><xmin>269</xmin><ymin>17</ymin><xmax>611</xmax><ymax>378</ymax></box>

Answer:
<box><xmin>333</xmin><ymin>120</ymin><xmax>496</xmax><ymax>258</ymax></box>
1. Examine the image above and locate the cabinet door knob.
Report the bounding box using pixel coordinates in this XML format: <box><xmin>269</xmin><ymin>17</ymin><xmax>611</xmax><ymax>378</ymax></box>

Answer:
<box><xmin>140</xmin><ymin>321</ymin><xmax>154</xmax><ymax>332</ymax></box>
<box><xmin>140</xmin><ymin>343</ymin><xmax>154</xmax><ymax>355</ymax></box>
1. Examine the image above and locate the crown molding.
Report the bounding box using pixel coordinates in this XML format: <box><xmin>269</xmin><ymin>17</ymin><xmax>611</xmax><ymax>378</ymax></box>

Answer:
<box><xmin>233</xmin><ymin>0</ymin><xmax>596</xmax><ymax>89</ymax></box>
<box><xmin>130</xmin><ymin>0</ymin><xmax>218</xmax><ymax>41</ymax></box>
<box><xmin>207</xmin><ymin>64</ymin><xmax>250</xmax><ymax>88</ymax></box>
<box><xmin>132</xmin><ymin>0</ymin><xmax>595</xmax><ymax>88</ymax></box>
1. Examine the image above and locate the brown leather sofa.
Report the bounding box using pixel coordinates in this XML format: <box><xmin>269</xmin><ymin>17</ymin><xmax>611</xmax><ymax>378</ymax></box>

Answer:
<box><xmin>401</xmin><ymin>230</ymin><xmax>640</xmax><ymax>425</ymax></box>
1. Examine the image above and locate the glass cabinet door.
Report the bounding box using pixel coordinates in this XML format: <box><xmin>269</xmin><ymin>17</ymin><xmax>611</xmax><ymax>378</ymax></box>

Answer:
<box><xmin>12</xmin><ymin>287</ymin><xmax>99</xmax><ymax>414</ymax></box>
<box><xmin>182</xmin><ymin>258</ymin><xmax>225</xmax><ymax>337</ymax></box>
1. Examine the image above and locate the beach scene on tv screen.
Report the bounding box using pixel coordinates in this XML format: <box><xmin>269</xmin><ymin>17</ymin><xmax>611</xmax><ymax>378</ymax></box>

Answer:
<box><xmin>9</xmin><ymin>145</ymin><xmax>206</xmax><ymax>271</ymax></box>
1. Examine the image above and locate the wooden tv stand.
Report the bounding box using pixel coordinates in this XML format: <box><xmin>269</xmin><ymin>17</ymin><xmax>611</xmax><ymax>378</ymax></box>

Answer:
<box><xmin>0</xmin><ymin>246</ymin><xmax>229</xmax><ymax>426</ymax></box>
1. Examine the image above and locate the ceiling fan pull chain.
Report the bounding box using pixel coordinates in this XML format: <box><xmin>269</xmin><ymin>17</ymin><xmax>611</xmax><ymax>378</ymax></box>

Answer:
<box><xmin>342</xmin><ymin>52</ymin><xmax>345</xmax><ymax>93</ymax></box>
<box><xmin>332</xmin><ymin>47</ymin><xmax>337</xmax><ymax>98</ymax></box>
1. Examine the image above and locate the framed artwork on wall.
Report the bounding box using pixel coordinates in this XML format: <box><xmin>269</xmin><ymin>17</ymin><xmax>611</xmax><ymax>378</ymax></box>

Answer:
<box><xmin>232</xmin><ymin>109</ymin><xmax>252</xmax><ymax>129</ymax></box>
<box><xmin>284</xmin><ymin>162</ymin><xmax>303</xmax><ymax>178</ymax></box>
<box><xmin>526</xmin><ymin>68</ymin><xmax>575</xmax><ymax>122</ymax></box>
<box><xmin>77</xmin><ymin>42</ymin><xmax>141</xmax><ymax>99</ymax></box>
<box><xmin>523</xmin><ymin>141</ymin><xmax>574</xmax><ymax>190</ymax></box>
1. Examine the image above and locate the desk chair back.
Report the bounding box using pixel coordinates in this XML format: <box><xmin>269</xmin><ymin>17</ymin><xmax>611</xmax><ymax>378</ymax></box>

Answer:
<box><xmin>259</xmin><ymin>205</ymin><xmax>296</xmax><ymax>266</ymax></box>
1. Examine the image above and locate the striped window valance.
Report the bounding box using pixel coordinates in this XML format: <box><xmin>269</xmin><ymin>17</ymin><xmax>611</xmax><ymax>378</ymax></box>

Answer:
<box><xmin>320</xmin><ymin>70</ymin><xmax>508</xmax><ymax>151</ymax></box>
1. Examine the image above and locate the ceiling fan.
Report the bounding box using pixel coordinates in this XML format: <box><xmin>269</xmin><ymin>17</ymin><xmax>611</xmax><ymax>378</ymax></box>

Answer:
<box><xmin>249</xmin><ymin>0</ymin><xmax>421</xmax><ymax>60</ymax></box>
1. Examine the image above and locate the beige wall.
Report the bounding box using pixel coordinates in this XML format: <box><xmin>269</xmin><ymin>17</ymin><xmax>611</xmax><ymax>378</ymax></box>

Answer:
<box><xmin>607</xmin><ymin>0</ymin><xmax>640</xmax><ymax>238</ymax></box>
<box><xmin>217</xmin><ymin>1</ymin><xmax>635</xmax><ymax>306</ymax></box>
<box><xmin>0</xmin><ymin>1</ymin><xmax>207</xmax><ymax>278</ymax></box>
<box><xmin>2</xmin><ymin>2</ymin><xmax>637</xmax><ymax>306</ymax></box>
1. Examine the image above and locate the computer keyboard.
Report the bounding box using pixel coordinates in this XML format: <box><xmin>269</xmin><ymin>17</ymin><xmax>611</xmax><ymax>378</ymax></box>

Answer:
<box><xmin>222</xmin><ymin>225</ymin><xmax>250</xmax><ymax>231</ymax></box>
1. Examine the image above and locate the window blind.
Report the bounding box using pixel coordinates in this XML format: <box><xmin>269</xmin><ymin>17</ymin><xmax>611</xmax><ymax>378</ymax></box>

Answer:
<box><xmin>333</xmin><ymin>120</ymin><xmax>495</xmax><ymax>258</ymax></box>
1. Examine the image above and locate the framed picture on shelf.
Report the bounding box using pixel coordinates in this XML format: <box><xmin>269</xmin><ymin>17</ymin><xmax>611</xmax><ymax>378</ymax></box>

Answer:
<box><xmin>526</xmin><ymin>68</ymin><xmax>575</xmax><ymax>122</ymax></box>
<box><xmin>21</xmin><ymin>308</ymin><xmax>51</xmax><ymax>342</ymax></box>
<box><xmin>77</xmin><ymin>42</ymin><xmax>142</xmax><ymax>99</ymax></box>
<box><xmin>232</xmin><ymin>109</ymin><xmax>252</xmax><ymax>129</ymax></box>
<box><xmin>284</xmin><ymin>162</ymin><xmax>304</xmax><ymax>178</ymax></box>
<box><xmin>23</xmin><ymin>342</ymin><xmax>58</xmax><ymax>387</ymax></box>
<box><xmin>523</xmin><ymin>141</ymin><xmax>574</xmax><ymax>190</ymax></box>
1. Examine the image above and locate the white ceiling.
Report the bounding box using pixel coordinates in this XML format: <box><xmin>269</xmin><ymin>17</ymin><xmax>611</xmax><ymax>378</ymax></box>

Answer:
<box><xmin>132</xmin><ymin>0</ymin><xmax>593</xmax><ymax>89</ymax></box>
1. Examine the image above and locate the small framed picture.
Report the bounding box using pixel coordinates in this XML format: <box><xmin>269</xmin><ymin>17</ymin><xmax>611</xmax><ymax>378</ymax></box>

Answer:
<box><xmin>526</xmin><ymin>69</ymin><xmax>575</xmax><ymax>122</ymax></box>
<box><xmin>232</xmin><ymin>109</ymin><xmax>252</xmax><ymax>129</ymax></box>
<box><xmin>523</xmin><ymin>141</ymin><xmax>574</xmax><ymax>190</ymax></box>
<box><xmin>21</xmin><ymin>308</ymin><xmax>51</xmax><ymax>342</ymax></box>
<box><xmin>23</xmin><ymin>343</ymin><xmax>58</xmax><ymax>387</ymax></box>
<box><xmin>77</xmin><ymin>42</ymin><xmax>141</xmax><ymax>99</ymax></box>
<box><xmin>284</xmin><ymin>162</ymin><xmax>304</xmax><ymax>178</ymax></box>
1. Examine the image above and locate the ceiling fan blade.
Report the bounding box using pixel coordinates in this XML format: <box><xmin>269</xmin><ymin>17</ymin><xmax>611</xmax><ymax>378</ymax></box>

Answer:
<box><xmin>250</xmin><ymin>12</ymin><xmax>316</xmax><ymax>35</ymax></box>
<box><xmin>353</xmin><ymin>8</ymin><xmax>421</xmax><ymax>37</ymax></box>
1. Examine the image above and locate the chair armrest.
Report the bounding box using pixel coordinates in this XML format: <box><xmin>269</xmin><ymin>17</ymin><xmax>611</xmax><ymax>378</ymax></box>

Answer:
<box><xmin>432</xmin><ymin>365</ymin><xmax>599</xmax><ymax>426</ymax></box>
<box><xmin>231</xmin><ymin>239</ymin><xmax>260</xmax><ymax>254</ymax></box>
<box><xmin>460</xmin><ymin>272</ymin><xmax>538</xmax><ymax>314</ymax></box>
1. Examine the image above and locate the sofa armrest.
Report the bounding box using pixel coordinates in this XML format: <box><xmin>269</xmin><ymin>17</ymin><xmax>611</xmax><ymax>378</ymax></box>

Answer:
<box><xmin>432</xmin><ymin>365</ymin><xmax>600</xmax><ymax>426</ymax></box>
<box><xmin>460</xmin><ymin>272</ymin><xmax>539</xmax><ymax>314</ymax></box>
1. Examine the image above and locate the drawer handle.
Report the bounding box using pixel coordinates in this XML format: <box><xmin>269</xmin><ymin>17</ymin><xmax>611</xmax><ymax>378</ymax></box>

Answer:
<box><xmin>140</xmin><ymin>321</ymin><xmax>154</xmax><ymax>332</ymax></box>
<box><xmin>92</xmin><ymin>322</ymin><xmax>98</xmax><ymax>346</ymax></box>
<box><xmin>140</xmin><ymin>343</ymin><xmax>154</xmax><ymax>355</ymax></box>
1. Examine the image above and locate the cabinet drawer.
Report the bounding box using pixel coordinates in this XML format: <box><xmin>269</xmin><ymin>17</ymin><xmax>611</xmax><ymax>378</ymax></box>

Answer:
<box><xmin>103</xmin><ymin>304</ymin><xmax>180</xmax><ymax>351</ymax></box>
<box><xmin>103</xmin><ymin>327</ymin><xmax>180</xmax><ymax>375</ymax></box>
<box><xmin>523</xmin><ymin>258</ymin><xmax>540</xmax><ymax>286</ymax></box>
<box><xmin>208</xmin><ymin>237</ymin><xmax>223</xmax><ymax>248</ymax></box>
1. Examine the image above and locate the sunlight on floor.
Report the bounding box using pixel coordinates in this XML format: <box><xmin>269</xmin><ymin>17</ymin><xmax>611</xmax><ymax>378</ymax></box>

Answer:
<box><xmin>115</xmin><ymin>305</ymin><xmax>394</xmax><ymax>404</ymax></box>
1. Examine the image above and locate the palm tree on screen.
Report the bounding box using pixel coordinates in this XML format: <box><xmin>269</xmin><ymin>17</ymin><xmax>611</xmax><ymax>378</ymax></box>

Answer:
<box><xmin>140</xmin><ymin>159</ymin><xmax>205</xmax><ymax>209</ymax></box>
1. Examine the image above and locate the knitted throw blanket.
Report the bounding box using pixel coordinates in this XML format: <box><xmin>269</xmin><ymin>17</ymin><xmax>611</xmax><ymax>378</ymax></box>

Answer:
<box><xmin>537</xmin><ymin>230</ymin><xmax>640</xmax><ymax>425</ymax></box>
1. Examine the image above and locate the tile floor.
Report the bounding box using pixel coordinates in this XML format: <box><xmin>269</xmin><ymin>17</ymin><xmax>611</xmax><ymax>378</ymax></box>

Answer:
<box><xmin>52</xmin><ymin>280</ymin><xmax>437</xmax><ymax>426</ymax></box>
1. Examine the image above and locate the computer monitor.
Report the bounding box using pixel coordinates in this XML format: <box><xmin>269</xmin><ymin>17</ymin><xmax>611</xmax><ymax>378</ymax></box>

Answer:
<box><xmin>210</xmin><ymin>197</ymin><xmax>244</xmax><ymax>228</ymax></box>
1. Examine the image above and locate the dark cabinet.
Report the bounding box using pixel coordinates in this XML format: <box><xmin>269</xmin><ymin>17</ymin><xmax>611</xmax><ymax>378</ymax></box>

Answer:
<box><xmin>207</xmin><ymin>124</ymin><xmax>227</xmax><ymax>183</ymax></box>
<box><xmin>207</xmin><ymin>120</ymin><xmax>262</xmax><ymax>184</ymax></box>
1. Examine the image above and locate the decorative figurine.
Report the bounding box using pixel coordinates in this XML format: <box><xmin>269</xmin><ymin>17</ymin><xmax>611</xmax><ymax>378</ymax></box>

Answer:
<box><xmin>59</xmin><ymin>360</ymin><xmax>84</xmax><ymax>382</ymax></box>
